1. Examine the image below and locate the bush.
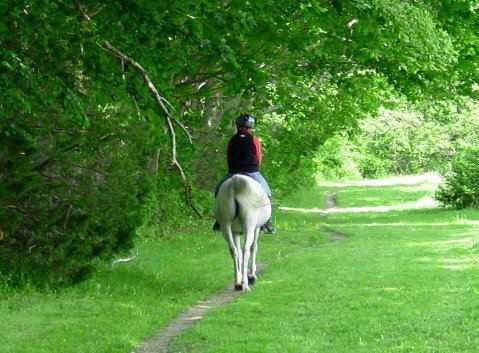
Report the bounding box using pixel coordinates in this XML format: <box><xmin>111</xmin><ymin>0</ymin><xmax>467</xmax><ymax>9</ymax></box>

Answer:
<box><xmin>314</xmin><ymin>133</ymin><xmax>362</xmax><ymax>180</ymax></box>
<box><xmin>358</xmin><ymin>154</ymin><xmax>393</xmax><ymax>179</ymax></box>
<box><xmin>435</xmin><ymin>147</ymin><xmax>479</xmax><ymax>209</ymax></box>
<box><xmin>0</xmin><ymin>107</ymin><xmax>156</xmax><ymax>287</ymax></box>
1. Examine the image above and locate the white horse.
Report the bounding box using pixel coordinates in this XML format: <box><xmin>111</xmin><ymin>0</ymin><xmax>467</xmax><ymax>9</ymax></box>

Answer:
<box><xmin>214</xmin><ymin>174</ymin><xmax>272</xmax><ymax>292</ymax></box>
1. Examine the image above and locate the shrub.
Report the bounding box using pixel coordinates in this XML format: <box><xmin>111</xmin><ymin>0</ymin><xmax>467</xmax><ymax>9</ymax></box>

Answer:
<box><xmin>358</xmin><ymin>154</ymin><xmax>393</xmax><ymax>179</ymax></box>
<box><xmin>314</xmin><ymin>133</ymin><xmax>362</xmax><ymax>180</ymax></box>
<box><xmin>0</xmin><ymin>107</ymin><xmax>155</xmax><ymax>287</ymax></box>
<box><xmin>435</xmin><ymin>147</ymin><xmax>479</xmax><ymax>209</ymax></box>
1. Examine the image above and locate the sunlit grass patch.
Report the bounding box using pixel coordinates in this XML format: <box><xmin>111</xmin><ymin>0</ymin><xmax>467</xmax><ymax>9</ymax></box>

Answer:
<box><xmin>0</xmin><ymin>230</ymin><xmax>236</xmax><ymax>353</ymax></box>
<box><xmin>172</xmin><ymin>216</ymin><xmax>479</xmax><ymax>352</ymax></box>
<box><xmin>336</xmin><ymin>182</ymin><xmax>439</xmax><ymax>208</ymax></box>
<box><xmin>279</xmin><ymin>185</ymin><xmax>333</xmax><ymax>209</ymax></box>
<box><xmin>280</xmin><ymin>175</ymin><xmax>442</xmax><ymax>213</ymax></box>
<box><xmin>325</xmin><ymin>206</ymin><xmax>479</xmax><ymax>226</ymax></box>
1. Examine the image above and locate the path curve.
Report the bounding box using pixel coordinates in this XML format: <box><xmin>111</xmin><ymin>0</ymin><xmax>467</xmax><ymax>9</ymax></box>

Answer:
<box><xmin>323</xmin><ymin>190</ymin><xmax>348</xmax><ymax>242</ymax></box>
<box><xmin>280</xmin><ymin>195</ymin><xmax>438</xmax><ymax>214</ymax></box>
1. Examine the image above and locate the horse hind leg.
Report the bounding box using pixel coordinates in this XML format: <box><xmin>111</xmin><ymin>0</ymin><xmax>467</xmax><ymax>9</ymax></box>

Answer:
<box><xmin>222</xmin><ymin>225</ymin><xmax>242</xmax><ymax>290</ymax></box>
<box><xmin>241</xmin><ymin>223</ymin><xmax>257</xmax><ymax>292</ymax></box>
<box><xmin>231</xmin><ymin>247</ymin><xmax>242</xmax><ymax>291</ymax></box>
<box><xmin>248</xmin><ymin>227</ymin><xmax>261</xmax><ymax>285</ymax></box>
<box><xmin>233</xmin><ymin>234</ymin><xmax>243</xmax><ymax>291</ymax></box>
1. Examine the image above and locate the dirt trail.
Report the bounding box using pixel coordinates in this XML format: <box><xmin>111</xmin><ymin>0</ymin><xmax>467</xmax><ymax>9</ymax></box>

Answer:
<box><xmin>323</xmin><ymin>190</ymin><xmax>348</xmax><ymax>242</ymax></box>
<box><xmin>132</xmin><ymin>264</ymin><xmax>270</xmax><ymax>353</ymax></box>
<box><xmin>280</xmin><ymin>173</ymin><xmax>442</xmax><ymax>215</ymax></box>
<box><xmin>132</xmin><ymin>190</ymin><xmax>342</xmax><ymax>353</ymax></box>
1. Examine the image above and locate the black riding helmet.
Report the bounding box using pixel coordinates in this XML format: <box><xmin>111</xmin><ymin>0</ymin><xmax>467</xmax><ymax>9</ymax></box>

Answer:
<box><xmin>235</xmin><ymin>114</ymin><xmax>255</xmax><ymax>129</ymax></box>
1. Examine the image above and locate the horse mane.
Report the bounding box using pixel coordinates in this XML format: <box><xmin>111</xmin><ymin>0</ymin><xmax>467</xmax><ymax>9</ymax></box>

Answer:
<box><xmin>231</xmin><ymin>174</ymin><xmax>270</xmax><ymax>208</ymax></box>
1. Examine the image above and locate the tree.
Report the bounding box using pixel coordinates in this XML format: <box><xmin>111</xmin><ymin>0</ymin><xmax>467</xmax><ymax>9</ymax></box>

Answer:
<box><xmin>2</xmin><ymin>0</ymin><xmax>479</xmax><ymax>285</ymax></box>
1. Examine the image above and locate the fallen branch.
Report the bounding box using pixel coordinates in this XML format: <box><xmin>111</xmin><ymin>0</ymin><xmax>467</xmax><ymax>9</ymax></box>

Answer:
<box><xmin>112</xmin><ymin>249</ymin><xmax>139</xmax><ymax>266</ymax></box>
<box><xmin>99</xmin><ymin>41</ymin><xmax>202</xmax><ymax>218</ymax></box>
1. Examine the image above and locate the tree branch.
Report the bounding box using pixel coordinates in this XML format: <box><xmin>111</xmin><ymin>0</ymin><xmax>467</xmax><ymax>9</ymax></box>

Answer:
<box><xmin>171</xmin><ymin>117</ymin><xmax>194</xmax><ymax>143</ymax></box>
<box><xmin>99</xmin><ymin>41</ymin><xmax>202</xmax><ymax>218</ymax></box>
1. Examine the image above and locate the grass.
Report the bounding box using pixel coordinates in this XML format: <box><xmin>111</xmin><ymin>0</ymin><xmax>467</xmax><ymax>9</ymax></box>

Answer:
<box><xmin>0</xmin><ymin>218</ymin><xmax>317</xmax><ymax>352</ymax></box>
<box><xmin>169</xmin><ymin>177</ymin><xmax>479</xmax><ymax>353</ymax></box>
<box><xmin>335</xmin><ymin>181</ymin><xmax>438</xmax><ymax>208</ymax></box>
<box><xmin>1</xmin><ymin>174</ymin><xmax>479</xmax><ymax>353</ymax></box>
<box><xmin>0</xmin><ymin>230</ymin><xmax>235</xmax><ymax>353</ymax></box>
<box><xmin>277</xmin><ymin>185</ymin><xmax>331</xmax><ymax>209</ymax></box>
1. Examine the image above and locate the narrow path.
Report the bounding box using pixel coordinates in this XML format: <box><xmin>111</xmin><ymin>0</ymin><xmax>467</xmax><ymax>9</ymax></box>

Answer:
<box><xmin>131</xmin><ymin>263</ymin><xmax>268</xmax><ymax>353</ymax></box>
<box><xmin>132</xmin><ymin>190</ymin><xmax>343</xmax><ymax>353</ymax></box>
<box><xmin>322</xmin><ymin>190</ymin><xmax>348</xmax><ymax>242</ymax></box>
<box><xmin>281</xmin><ymin>173</ymin><xmax>442</xmax><ymax>215</ymax></box>
<box><xmin>280</xmin><ymin>195</ymin><xmax>438</xmax><ymax>214</ymax></box>
<box><xmin>317</xmin><ymin>172</ymin><xmax>442</xmax><ymax>187</ymax></box>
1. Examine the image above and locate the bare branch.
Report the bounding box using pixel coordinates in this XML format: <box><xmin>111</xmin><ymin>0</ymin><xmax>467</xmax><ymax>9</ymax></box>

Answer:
<box><xmin>64</xmin><ymin>205</ymin><xmax>72</xmax><ymax>230</ymax></box>
<box><xmin>171</xmin><ymin>117</ymin><xmax>194</xmax><ymax>143</ymax></box>
<box><xmin>132</xmin><ymin>96</ymin><xmax>143</xmax><ymax>118</ymax></box>
<box><xmin>160</xmin><ymin>96</ymin><xmax>176</xmax><ymax>111</ymax></box>
<box><xmin>99</xmin><ymin>41</ymin><xmax>202</xmax><ymax>218</ymax></box>
<box><xmin>88</xmin><ymin>5</ymin><xmax>107</xmax><ymax>18</ymax></box>
<box><xmin>74</xmin><ymin>3</ymin><xmax>106</xmax><ymax>20</ymax></box>
<box><xmin>174</xmin><ymin>71</ymin><xmax>226</xmax><ymax>87</ymax></box>
<box><xmin>73</xmin><ymin>2</ymin><xmax>91</xmax><ymax>20</ymax></box>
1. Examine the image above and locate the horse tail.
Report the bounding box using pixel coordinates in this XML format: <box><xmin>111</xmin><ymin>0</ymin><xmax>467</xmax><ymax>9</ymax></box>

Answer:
<box><xmin>231</xmin><ymin>174</ymin><xmax>270</xmax><ymax>209</ymax></box>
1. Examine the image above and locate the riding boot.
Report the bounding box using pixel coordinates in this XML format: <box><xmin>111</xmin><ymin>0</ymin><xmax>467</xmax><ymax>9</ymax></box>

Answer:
<box><xmin>261</xmin><ymin>219</ymin><xmax>276</xmax><ymax>234</ymax></box>
<box><xmin>261</xmin><ymin>196</ymin><xmax>276</xmax><ymax>234</ymax></box>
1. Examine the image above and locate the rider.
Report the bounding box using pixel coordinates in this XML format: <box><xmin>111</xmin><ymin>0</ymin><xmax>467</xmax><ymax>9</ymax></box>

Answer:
<box><xmin>213</xmin><ymin>113</ymin><xmax>276</xmax><ymax>234</ymax></box>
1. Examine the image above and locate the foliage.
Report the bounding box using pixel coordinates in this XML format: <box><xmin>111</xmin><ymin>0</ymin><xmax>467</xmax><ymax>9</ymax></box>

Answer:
<box><xmin>325</xmin><ymin>100</ymin><xmax>479</xmax><ymax>179</ymax></box>
<box><xmin>435</xmin><ymin>147</ymin><xmax>479</xmax><ymax>209</ymax></box>
<box><xmin>0</xmin><ymin>98</ymin><xmax>154</xmax><ymax>285</ymax></box>
<box><xmin>313</xmin><ymin>133</ymin><xmax>362</xmax><ymax>181</ymax></box>
<box><xmin>356</xmin><ymin>106</ymin><xmax>449</xmax><ymax>177</ymax></box>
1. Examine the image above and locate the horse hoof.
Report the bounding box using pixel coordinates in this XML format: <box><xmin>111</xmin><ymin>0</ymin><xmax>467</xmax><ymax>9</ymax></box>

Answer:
<box><xmin>242</xmin><ymin>285</ymin><xmax>251</xmax><ymax>292</ymax></box>
<box><xmin>234</xmin><ymin>284</ymin><xmax>243</xmax><ymax>291</ymax></box>
<box><xmin>248</xmin><ymin>276</ymin><xmax>256</xmax><ymax>284</ymax></box>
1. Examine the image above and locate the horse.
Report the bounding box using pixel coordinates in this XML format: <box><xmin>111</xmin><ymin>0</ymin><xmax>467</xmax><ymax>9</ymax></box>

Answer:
<box><xmin>214</xmin><ymin>174</ymin><xmax>272</xmax><ymax>292</ymax></box>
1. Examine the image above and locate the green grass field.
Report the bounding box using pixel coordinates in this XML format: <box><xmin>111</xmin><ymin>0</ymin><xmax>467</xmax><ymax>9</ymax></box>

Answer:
<box><xmin>170</xmin><ymin>176</ymin><xmax>479</xmax><ymax>353</ymax></box>
<box><xmin>1</xmin><ymin>174</ymin><xmax>479</xmax><ymax>352</ymax></box>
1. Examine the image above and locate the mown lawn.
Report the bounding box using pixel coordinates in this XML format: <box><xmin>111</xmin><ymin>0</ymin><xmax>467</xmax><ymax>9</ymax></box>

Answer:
<box><xmin>1</xmin><ymin>175</ymin><xmax>478</xmax><ymax>353</ymax></box>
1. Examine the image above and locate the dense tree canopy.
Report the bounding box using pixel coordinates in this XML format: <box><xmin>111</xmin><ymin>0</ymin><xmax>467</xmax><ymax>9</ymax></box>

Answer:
<box><xmin>1</xmin><ymin>0</ymin><xmax>479</xmax><ymax>285</ymax></box>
